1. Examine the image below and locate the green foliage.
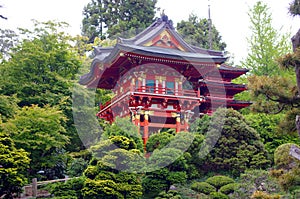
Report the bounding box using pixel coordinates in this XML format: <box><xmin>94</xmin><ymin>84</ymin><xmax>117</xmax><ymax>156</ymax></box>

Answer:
<box><xmin>247</xmin><ymin>74</ymin><xmax>298</xmax><ymax>114</ymax></box>
<box><xmin>46</xmin><ymin>176</ymin><xmax>85</xmax><ymax>198</ymax></box>
<box><xmin>143</xmin><ymin>146</ymin><xmax>189</xmax><ymax>198</ymax></box>
<box><xmin>244</xmin><ymin>113</ymin><xmax>300</xmax><ymax>160</ymax></box>
<box><xmin>274</xmin><ymin>143</ymin><xmax>300</xmax><ymax>170</ymax></box>
<box><xmin>205</xmin><ymin>175</ymin><xmax>235</xmax><ymax>189</ymax></box>
<box><xmin>102</xmin><ymin>117</ymin><xmax>144</xmax><ymax>152</ymax></box>
<box><xmin>209</xmin><ymin>191</ymin><xmax>229</xmax><ymax>199</ymax></box>
<box><xmin>232</xmin><ymin>170</ymin><xmax>282</xmax><ymax>199</ymax></box>
<box><xmin>155</xmin><ymin>190</ymin><xmax>182</xmax><ymax>199</ymax></box>
<box><xmin>199</xmin><ymin>108</ymin><xmax>270</xmax><ymax>175</ymax></box>
<box><xmin>277</xmin><ymin>167</ymin><xmax>300</xmax><ymax>191</ymax></box>
<box><xmin>190</xmin><ymin>181</ymin><xmax>216</xmax><ymax>195</ymax></box>
<box><xmin>146</xmin><ymin>132</ymin><xmax>173</xmax><ymax>152</ymax></box>
<box><xmin>0</xmin><ymin>20</ymin><xmax>85</xmax><ymax>152</ymax></box>
<box><xmin>0</xmin><ymin>132</ymin><xmax>30</xmax><ymax>198</ymax></box>
<box><xmin>241</xmin><ymin>1</ymin><xmax>292</xmax><ymax>76</ymax></box>
<box><xmin>177</xmin><ymin>13</ymin><xmax>227</xmax><ymax>51</ymax></box>
<box><xmin>2</xmin><ymin>105</ymin><xmax>69</xmax><ymax>179</ymax></box>
<box><xmin>83</xmin><ymin>135</ymin><xmax>144</xmax><ymax>199</ymax></box>
<box><xmin>82</xmin><ymin>0</ymin><xmax>157</xmax><ymax>42</ymax></box>
<box><xmin>219</xmin><ymin>183</ymin><xmax>238</xmax><ymax>195</ymax></box>
<box><xmin>0</xmin><ymin>95</ymin><xmax>18</xmax><ymax>122</ymax></box>
<box><xmin>0</xmin><ymin>29</ymin><xmax>19</xmax><ymax>60</ymax></box>
<box><xmin>67</xmin><ymin>157</ymin><xmax>88</xmax><ymax>177</ymax></box>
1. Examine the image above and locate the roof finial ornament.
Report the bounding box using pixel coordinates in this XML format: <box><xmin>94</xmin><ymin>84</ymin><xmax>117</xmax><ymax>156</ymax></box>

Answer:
<box><xmin>161</xmin><ymin>9</ymin><xmax>168</xmax><ymax>22</ymax></box>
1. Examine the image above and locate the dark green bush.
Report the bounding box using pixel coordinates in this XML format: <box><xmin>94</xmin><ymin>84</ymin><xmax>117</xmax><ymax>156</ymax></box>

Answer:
<box><xmin>190</xmin><ymin>181</ymin><xmax>216</xmax><ymax>194</ymax></box>
<box><xmin>219</xmin><ymin>183</ymin><xmax>237</xmax><ymax>195</ymax></box>
<box><xmin>195</xmin><ymin>108</ymin><xmax>270</xmax><ymax>175</ymax></box>
<box><xmin>205</xmin><ymin>175</ymin><xmax>235</xmax><ymax>189</ymax></box>
<box><xmin>209</xmin><ymin>191</ymin><xmax>229</xmax><ymax>199</ymax></box>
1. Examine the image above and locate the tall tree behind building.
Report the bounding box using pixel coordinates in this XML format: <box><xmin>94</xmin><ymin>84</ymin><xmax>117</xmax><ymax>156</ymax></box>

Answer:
<box><xmin>176</xmin><ymin>13</ymin><xmax>227</xmax><ymax>51</ymax></box>
<box><xmin>81</xmin><ymin>0</ymin><xmax>157</xmax><ymax>43</ymax></box>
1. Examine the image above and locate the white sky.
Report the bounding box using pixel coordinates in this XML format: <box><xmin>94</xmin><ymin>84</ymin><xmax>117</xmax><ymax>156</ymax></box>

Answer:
<box><xmin>1</xmin><ymin>0</ymin><xmax>300</xmax><ymax>65</ymax></box>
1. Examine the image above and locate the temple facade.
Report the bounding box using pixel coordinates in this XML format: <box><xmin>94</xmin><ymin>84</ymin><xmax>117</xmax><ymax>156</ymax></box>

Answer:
<box><xmin>80</xmin><ymin>16</ymin><xmax>251</xmax><ymax>146</ymax></box>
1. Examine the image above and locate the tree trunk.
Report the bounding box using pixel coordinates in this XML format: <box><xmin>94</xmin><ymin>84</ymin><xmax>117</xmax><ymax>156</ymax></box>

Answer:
<box><xmin>292</xmin><ymin>29</ymin><xmax>300</xmax><ymax>136</ymax></box>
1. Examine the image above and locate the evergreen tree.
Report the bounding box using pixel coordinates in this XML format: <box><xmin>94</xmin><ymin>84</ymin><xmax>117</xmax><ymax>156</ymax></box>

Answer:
<box><xmin>176</xmin><ymin>13</ymin><xmax>226</xmax><ymax>51</ymax></box>
<box><xmin>81</xmin><ymin>0</ymin><xmax>157</xmax><ymax>43</ymax></box>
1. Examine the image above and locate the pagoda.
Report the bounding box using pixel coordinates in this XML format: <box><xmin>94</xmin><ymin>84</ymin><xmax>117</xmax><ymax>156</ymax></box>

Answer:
<box><xmin>79</xmin><ymin>15</ymin><xmax>251</xmax><ymax>146</ymax></box>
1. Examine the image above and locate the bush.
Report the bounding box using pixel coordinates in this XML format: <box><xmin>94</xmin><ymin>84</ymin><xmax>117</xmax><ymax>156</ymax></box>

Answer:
<box><xmin>231</xmin><ymin>170</ymin><xmax>281</xmax><ymax>199</ymax></box>
<box><xmin>155</xmin><ymin>190</ymin><xmax>182</xmax><ymax>199</ymax></box>
<box><xmin>219</xmin><ymin>183</ymin><xmax>238</xmax><ymax>195</ymax></box>
<box><xmin>197</xmin><ymin>108</ymin><xmax>270</xmax><ymax>175</ymax></box>
<box><xmin>274</xmin><ymin>143</ymin><xmax>300</xmax><ymax>170</ymax></box>
<box><xmin>205</xmin><ymin>175</ymin><xmax>235</xmax><ymax>189</ymax></box>
<box><xmin>46</xmin><ymin>177</ymin><xmax>85</xmax><ymax>198</ymax></box>
<box><xmin>209</xmin><ymin>191</ymin><xmax>229</xmax><ymax>199</ymax></box>
<box><xmin>278</xmin><ymin>167</ymin><xmax>300</xmax><ymax>191</ymax></box>
<box><xmin>190</xmin><ymin>181</ymin><xmax>216</xmax><ymax>194</ymax></box>
<box><xmin>250</xmin><ymin>190</ymin><xmax>280</xmax><ymax>199</ymax></box>
<box><xmin>244</xmin><ymin>113</ymin><xmax>300</xmax><ymax>160</ymax></box>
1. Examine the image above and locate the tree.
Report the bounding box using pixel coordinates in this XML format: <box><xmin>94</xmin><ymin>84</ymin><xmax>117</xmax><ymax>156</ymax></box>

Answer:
<box><xmin>0</xmin><ymin>21</ymin><xmax>87</xmax><ymax>151</ymax></box>
<box><xmin>0</xmin><ymin>29</ymin><xmax>19</xmax><ymax>61</ymax></box>
<box><xmin>81</xmin><ymin>0</ymin><xmax>157</xmax><ymax>42</ymax></box>
<box><xmin>176</xmin><ymin>13</ymin><xmax>226</xmax><ymax>51</ymax></box>
<box><xmin>196</xmin><ymin>108</ymin><xmax>270</xmax><ymax>175</ymax></box>
<box><xmin>0</xmin><ymin>132</ymin><xmax>30</xmax><ymax>199</ymax></box>
<box><xmin>241</xmin><ymin>1</ymin><xmax>292</xmax><ymax>76</ymax></box>
<box><xmin>2</xmin><ymin>105</ymin><xmax>69</xmax><ymax>179</ymax></box>
<box><xmin>82</xmin><ymin>135</ymin><xmax>144</xmax><ymax>199</ymax></box>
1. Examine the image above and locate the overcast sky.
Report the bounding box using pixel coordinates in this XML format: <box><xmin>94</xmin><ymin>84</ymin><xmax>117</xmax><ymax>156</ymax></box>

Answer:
<box><xmin>1</xmin><ymin>0</ymin><xmax>300</xmax><ymax>65</ymax></box>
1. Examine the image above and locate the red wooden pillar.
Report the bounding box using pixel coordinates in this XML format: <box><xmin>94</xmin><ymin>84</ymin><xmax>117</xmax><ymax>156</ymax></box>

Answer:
<box><xmin>135</xmin><ymin>113</ymin><xmax>140</xmax><ymax>135</ymax></box>
<box><xmin>143</xmin><ymin>111</ymin><xmax>149</xmax><ymax>148</ymax></box>
<box><xmin>184</xmin><ymin>114</ymin><xmax>189</xmax><ymax>132</ymax></box>
<box><xmin>176</xmin><ymin>112</ymin><xmax>181</xmax><ymax>133</ymax></box>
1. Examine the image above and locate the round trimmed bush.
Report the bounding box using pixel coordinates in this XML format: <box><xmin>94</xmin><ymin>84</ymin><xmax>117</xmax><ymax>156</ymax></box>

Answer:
<box><xmin>210</xmin><ymin>191</ymin><xmax>229</xmax><ymax>199</ymax></box>
<box><xmin>205</xmin><ymin>175</ymin><xmax>235</xmax><ymax>189</ymax></box>
<box><xmin>274</xmin><ymin>143</ymin><xmax>300</xmax><ymax>170</ymax></box>
<box><xmin>191</xmin><ymin>181</ymin><xmax>216</xmax><ymax>194</ymax></box>
<box><xmin>219</xmin><ymin>183</ymin><xmax>238</xmax><ymax>195</ymax></box>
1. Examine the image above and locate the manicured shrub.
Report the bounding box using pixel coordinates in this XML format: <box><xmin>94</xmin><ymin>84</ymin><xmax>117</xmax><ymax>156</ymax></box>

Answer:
<box><xmin>155</xmin><ymin>190</ymin><xmax>182</xmax><ymax>199</ymax></box>
<box><xmin>197</xmin><ymin>108</ymin><xmax>270</xmax><ymax>175</ymax></box>
<box><xmin>205</xmin><ymin>175</ymin><xmax>235</xmax><ymax>189</ymax></box>
<box><xmin>219</xmin><ymin>183</ymin><xmax>238</xmax><ymax>195</ymax></box>
<box><xmin>190</xmin><ymin>181</ymin><xmax>216</xmax><ymax>194</ymax></box>
<box><xmin>209</xmin><ymin>191</ymin><xmax>229</xmax><ymax>199</ymax></box>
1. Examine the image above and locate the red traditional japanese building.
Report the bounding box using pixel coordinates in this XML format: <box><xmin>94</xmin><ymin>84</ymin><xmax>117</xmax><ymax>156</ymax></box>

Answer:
<box><xmin>80</xmin><ymin>16</ymin><xmax>251</xmax><ymax>146</ymax></box>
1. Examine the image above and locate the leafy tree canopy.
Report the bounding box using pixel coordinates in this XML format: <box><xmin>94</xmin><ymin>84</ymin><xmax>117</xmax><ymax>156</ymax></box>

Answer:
<box><xmin>82</xmin><ymin>0</ymin><xmax>157</xmax><ymax>42</ymax></box>
<box><xmin>1</xmin><ymin>105</ymin><xmax>69</xmax><ymax>179</ymax></box>
<box><xmin>177</xmin><ymin>13</ymin><xmax>227</xmax><ymax>51</ymax></box>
